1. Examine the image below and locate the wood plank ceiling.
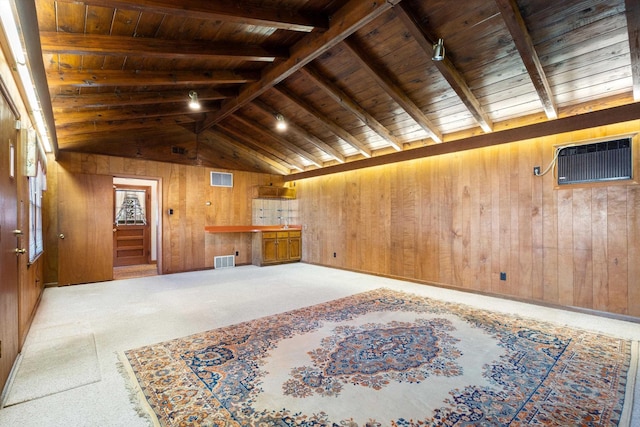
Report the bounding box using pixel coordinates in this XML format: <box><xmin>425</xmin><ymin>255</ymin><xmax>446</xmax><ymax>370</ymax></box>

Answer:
<box><xmin>33</xmin><ymin>0</ymin><xmax>640</xmax><ymax>176</ymax></box>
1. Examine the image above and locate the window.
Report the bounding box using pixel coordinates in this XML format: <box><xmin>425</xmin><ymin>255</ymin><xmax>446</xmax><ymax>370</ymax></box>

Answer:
<box><xmin>114</xmin><ymin>188</ymin><xmax>147</xmax><ymax>225</ymax></box>
<box><xmin>28</xmin><ymin>160</ymin><xmax>45</xmax><ymax>263</ymax></box>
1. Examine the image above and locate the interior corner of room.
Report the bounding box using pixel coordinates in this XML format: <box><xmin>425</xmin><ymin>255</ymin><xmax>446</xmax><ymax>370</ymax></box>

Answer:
<box><xmin>0</xmin><ymin>0</ymin><xmax>639</xmax><ymax>424</ymax></box>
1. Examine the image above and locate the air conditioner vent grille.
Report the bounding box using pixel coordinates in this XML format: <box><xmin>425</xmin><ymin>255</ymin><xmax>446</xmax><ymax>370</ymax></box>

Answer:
<box><xmin>210</xmin><ymin>172</ymin><xmax>233</xmax><ymax>187</ymax></box>
<box><xmin>214</xmin><ymin>255</ymin><xmax>235</xmax><ymax>269</ymax></box>
<box><xmin>557</xmin><ymin>138</ymin><xmax>632</xmax><ymax>185</ymax></box>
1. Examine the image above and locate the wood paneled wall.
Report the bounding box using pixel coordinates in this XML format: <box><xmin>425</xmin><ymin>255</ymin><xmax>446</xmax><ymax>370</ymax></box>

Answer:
<box><xmin>43</xmin><ymin>152</ymin><xmax>282</xmax><ymax>283</ymax></box>
<box><xmin>296</xmin><ymin>121</ymin><xmax>640</xmax><ymax>317</ymax></box>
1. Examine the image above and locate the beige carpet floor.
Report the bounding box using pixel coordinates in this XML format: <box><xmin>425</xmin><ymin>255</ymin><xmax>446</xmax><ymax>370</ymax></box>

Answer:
<box><xmin>0</xmin><ymin>263</ymin><xmax>638</xmax><ymax>426</ymax></box>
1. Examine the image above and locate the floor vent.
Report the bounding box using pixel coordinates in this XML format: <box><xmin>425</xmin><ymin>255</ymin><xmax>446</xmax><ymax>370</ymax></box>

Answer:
<box><xmin>557</xmin><ymin>138</ymin><xmax>632</xmax><ymax>185</ymax></box>
<box><xmin>214</xmin><ymin>255</ymin><xmax>235</xmax><ymax>269</ymax></box>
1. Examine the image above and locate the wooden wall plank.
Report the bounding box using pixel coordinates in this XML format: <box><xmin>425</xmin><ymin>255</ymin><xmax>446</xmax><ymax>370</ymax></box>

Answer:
<box><xmin>591</xmin><ymin>187</ymin><xmax>608</xmax><ymax>311</ymax></box>
<box><xmin>607</xmin><ymin>186</ymin><xmax>628</xmax><ymax>314</ymax></box>
<box><xmin>556</xmin><ymin>189</ymin><xmax>574</xmax><ymax>306</ymax></box>
<box><xmin>628</xmin><ymin>187</ymin><xmax>640</xmax><ymax>317</ymax></box>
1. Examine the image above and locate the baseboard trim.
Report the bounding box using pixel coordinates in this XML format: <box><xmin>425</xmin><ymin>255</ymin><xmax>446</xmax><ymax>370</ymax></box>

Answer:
<box><xmin>302</xmin><ymin>262</ymin><xmax>640</xmax><ymax>325</ymax></box>
<box><xmin>0</xmin><ymin>352</ymin><xmax>22</xmax><ymax>410</ymax></box>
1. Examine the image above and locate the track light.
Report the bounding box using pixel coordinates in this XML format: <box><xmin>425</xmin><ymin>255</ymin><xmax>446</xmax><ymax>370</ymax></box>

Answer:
<box><xmin>432</xmin><ymin>38</ymin><xmax>445</xmax><ymax>61</ymax></box>
<box><xmin>188</xmin><ymin>90</ymin><xmax>200</xmax><ymax>109</ymax></box>
<box><xmin>275</xmin><ymin>113</ymin><xmax>287</xmax><ymax>131</ymax></box>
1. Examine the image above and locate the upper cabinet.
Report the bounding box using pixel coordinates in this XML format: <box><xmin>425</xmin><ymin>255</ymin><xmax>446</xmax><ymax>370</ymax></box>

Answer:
<box><xmin>254</xmin><ymin>186</ymin><xmax>296</xmax><ymax>199</ymax></box>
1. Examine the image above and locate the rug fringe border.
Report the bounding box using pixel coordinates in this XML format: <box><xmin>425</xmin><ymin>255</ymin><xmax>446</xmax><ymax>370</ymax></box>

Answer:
<box><xmin>117</xmin><ymin>351</ymin><xmax>161</xmax><ymax>427</ymax></box>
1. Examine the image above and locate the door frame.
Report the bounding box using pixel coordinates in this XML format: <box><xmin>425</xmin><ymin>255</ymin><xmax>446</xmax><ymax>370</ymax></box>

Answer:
<box><xmin>112</xmin><ymin>176</ymin><xmax>162</xmax><ymax>274</ymax></box>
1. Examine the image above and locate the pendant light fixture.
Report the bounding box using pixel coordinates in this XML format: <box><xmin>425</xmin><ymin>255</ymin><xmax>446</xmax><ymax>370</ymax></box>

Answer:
<box><xmin>188</xmin><ymin>90</ymin><xmax>200</xmax><ymax>109</ymax></box>
<box><xmin>432</xmin><ymin>38</ymin><xmax>445</xmax><ymax>61</ymax></box>
<box><xmin>275</xmin><ymin>113</ymin><xmax>287</xmax><ymax>131</ymax></box>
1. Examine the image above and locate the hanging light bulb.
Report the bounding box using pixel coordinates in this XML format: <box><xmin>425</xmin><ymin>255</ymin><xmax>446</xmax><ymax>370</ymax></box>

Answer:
<box><xmin>188</xmin><ymin>90</ymin><xmax>200</xmax><ymax>109</ymax></box>
<box><xmin>275</xmin><ymin>113</ymin><xmax>287</xmax><ymax>131</ymax></box>
<box><xmin>432</xmin><ymin>38</ymin><xmax>445</xmax><ymax>61</ymax></box>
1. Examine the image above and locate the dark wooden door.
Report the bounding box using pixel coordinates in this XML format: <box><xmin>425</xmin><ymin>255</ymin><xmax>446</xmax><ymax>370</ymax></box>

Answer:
<box><xmin>58</xmin><ymin>172</ymin><xmax>113</xmax><ymax>285</ymax></box>
<box><xmin>0</xmin><ymin>85</ymin><xmax>20</xmax><ymax>391</ymax></box>
<box><xmin>113</xmin><ymin>185</ymin><xmax>150</xmax><ymax>266</ymax></box>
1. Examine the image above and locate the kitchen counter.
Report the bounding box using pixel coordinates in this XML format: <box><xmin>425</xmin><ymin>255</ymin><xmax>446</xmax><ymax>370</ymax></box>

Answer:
<box><xmin>205</xmin><ymin>225</ymin><xmax>302</xmax><ymax>233</ymax></box>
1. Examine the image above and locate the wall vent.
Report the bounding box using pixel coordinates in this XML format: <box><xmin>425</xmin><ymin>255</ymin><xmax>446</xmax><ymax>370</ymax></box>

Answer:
<box><xmin>557</xmin><ymin>138</ymin><xmax>632</xmax><ymax>185</ymax></box>
<box><xmin>171</xmin><ymin>146</ymin><xmax>186</xmax><ymax>155</ymax></box>
<box><xmin>214</xmin><ymin>255</ymin><xmax>235</xmax><ymax>269</ymax></box>
<box><xmin>210</xmin><ymin>172</ymin><xmax>233</xmax><ymax>187</ymax></box>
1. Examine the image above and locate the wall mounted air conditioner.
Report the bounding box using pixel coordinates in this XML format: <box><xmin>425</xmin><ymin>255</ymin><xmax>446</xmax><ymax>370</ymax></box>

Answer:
<box><xmin>557</xmin><ymin>138</ymin><xmax>632</xmax><ymax>185</ymax></box>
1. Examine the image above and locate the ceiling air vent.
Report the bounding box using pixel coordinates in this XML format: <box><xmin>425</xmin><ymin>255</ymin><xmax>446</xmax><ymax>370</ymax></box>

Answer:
<box><xmin>557</xmin><ymin>138</ymin><xmax>632</xmax><ymax>185</ymax></box>
<box><xmin>171</xmin><ymin>146</ymin><xmax>186</xmax><ymax>155</ymax></box>
<box><xmin>210</xmin><ymin>172</ymin><xmax>233</xmax><ymax>188</ymax></box>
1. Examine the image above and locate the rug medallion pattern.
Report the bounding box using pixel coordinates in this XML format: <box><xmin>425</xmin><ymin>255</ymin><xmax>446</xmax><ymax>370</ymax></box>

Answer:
<box><xmin>123</xmin><ymin>288</ymin><xmax>635</xmax><ymax>426</ymax></box>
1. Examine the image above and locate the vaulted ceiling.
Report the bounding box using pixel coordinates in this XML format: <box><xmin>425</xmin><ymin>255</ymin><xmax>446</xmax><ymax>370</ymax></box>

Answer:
<box><xmin>31</xmin><ymin>0</ymin><xmax>640</xmax><ymax>177</ymax></box>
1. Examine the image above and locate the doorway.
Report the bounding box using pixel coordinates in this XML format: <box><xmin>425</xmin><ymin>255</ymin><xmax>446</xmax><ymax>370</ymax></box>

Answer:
<box><xmin>113</xmin><ymin>185</ymin><xmax>150</xmax><ymax>266</ymax></box>
<box><xmin>112</xmin><ymin>177</ymin><xmax>160</xmax><ymax>279</ymax></box>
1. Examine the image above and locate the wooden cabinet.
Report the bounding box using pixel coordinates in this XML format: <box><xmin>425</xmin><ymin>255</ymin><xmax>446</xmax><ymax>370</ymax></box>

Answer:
<box><xmin>252</xmin><ymin>230</ymin><xmax>301</xmax><ymax>266</ymax></box>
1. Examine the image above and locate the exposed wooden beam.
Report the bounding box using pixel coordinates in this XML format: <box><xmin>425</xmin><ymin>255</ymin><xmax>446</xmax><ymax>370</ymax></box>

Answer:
<box><xmin>626</xmin><ymin>0</ymin><xmax>640</xmax><ymax>101</ymax></box>
<box><xmin>201</xmin><ymin>129</ymin><xmax>293</xmax><ymax>175</ymax></box>
<box><xmin>251</xmin><ymin>99</ymin><xmax>346</xmax><ymax>163</ymax></box>
<box><xmin>40</xmin><ymin>32</ymin><xmax>288</xmax><ymax>62</ymax></box>
<box><xmin>274</xmin><ymin>86</ymin><xmax>372</xmax><ymax>158</ymax></box>
<box><xmin>395</xmin><ymin>3</ymin><xmax>493</xmax><ymax>133</ymax></box>
<box><xmin>300</xmin><ymin>65</ymin><xmax>403</xmax><ymax>151</ymax></box>
<box><xmin>53</xmin><ymin>104</ymin><xmax>216</xmax><ymax>126</ymax></box>
<box><xmin>200</xmin><ymin>0</ymin><xmax>401</xmax><ymax>131</ymax></box>
<box><xmin>53</xmin><ymin>0</ymin><xmax>327</xmax><ymax>32</ymax></box>
<box><xmin>285</xmin><ymin>102</ymin><xmax>640</xmax><ymax>181</ymax></box>
<box><xmin>216</xmin><ymin>122</ymin><xmax>305</xmax><ymax>172</ymax></box>
<box><xmin>46</xmin><ymin>69</ymin><xmax>259</xmax><ymax>88</ymax></box>
<box><xmin>495</xmin><ymin>0</ymin><xmax>558</xmax><ymax>119</ymax></box>
<box><xmin>342</xmin><ymin>38</ymin><xmax>443</xmax><ymax>143</ymax></box>
<box><xmin>51</xmin><ymin>89</ymin><xmax>233</xmax><ymax>110</ymax></box>
<box><xmin>56</xmin><ymin>115</ymin><xmax>197</xmax><ymax>139</ymax></box>
<box><xmin>228</xmin><ymin>114</ymin><xmax>323</xmax><ymax>168</ymax></box>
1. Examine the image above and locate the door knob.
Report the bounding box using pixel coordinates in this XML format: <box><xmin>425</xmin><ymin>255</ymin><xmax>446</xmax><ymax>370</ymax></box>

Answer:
<box><xmin>58</xmin><ymin>233</ymin><xmax>65</xmax><ymax>239</ymax></box>
<box><xmin>15</xmin><ymin>248</ymin><xmax>26</xmax><ymax>255</ymax></box>
<box><xmin>12</xmin><ymin>229</ymin><xmax>23</xmax><ymax>235</ymax></box>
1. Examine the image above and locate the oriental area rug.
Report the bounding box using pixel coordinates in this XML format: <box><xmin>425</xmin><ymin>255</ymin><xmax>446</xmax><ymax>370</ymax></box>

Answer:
<box><xmin>121</xmin><ymin>288</ymin><xmax>638</xmax><ymax>426</ymax></box>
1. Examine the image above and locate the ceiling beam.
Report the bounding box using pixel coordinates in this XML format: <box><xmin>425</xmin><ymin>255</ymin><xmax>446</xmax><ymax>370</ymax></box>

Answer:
<box><xmin>40</xmin><ymin>32</ymin><xmax>288</xmax><ymax>62</ymax></box>
<box><xmin>51</xmin><ymin>89</ymin><xmax>233</xmax><ymax>110</ymax></box>
<box><xmin>495</xmin><ymin>0</ymin><xmax>558</xmax><ymax>119</ymax></box>
<box><xmin>300</xmin><ymin>65</ymin><xmax>403</xmax><ymax>151</ymax></box>
<box><xmin>395</xmin><ymin>3</ymin><xmax>493</xmax><ymax>133</ymax></box>
<box><xmin>285</xmin><ymin>102</ymin><xmax>640</xmax><ymax>181</ymax></box>
<box><xmin>53</xmin><ymin>104</ymin><xmax>216</xmax><ymax>126</ymax></box>
<box><xmin>228</xmin><ymin>114</ymin><xmax>323</xmax><ymax>168</ymax></box>
<box><xmin>46</xmin><ymin>69</ymin><xmax>259</xmax><ymax>88</ymax></box>
<box><xmin>342</xmin><ymin>38</ymin><xmax>443</xmax><ymax>143</ymax></box>
<box><xmin>216</xmin><ymin>122</ymin><xmax>305</xmax><ymax>172</ymax></box>
<box><xmin>626</xmin><ymin>0</ymin><xmax>640</xmax><ymax>101</ymax></box>
<box><xmin>274</xmin><ymin>86</ymin><xmax>372</xmax><ymax>158</ymax></box>
<box><xmin>53</xmin><ymin>0</ymin><xmax>327</xmax><ymax>32</ymax></box>
<box><xmin>56</xmin><ymin>115</ymin><xmax>197</xmax><ymax>139</ymax></box>
<box><xmin>201</xmin><ymin>129</ymin><xmax>293</xmax><ymax>175</ymax></box>
<box><xmin>251</xmin><ymin>99</ymin><xmax>346</xmax><ymax>163</ymax></box>
<box><xmin>200</xmin><ymin>0</ymin><xmax>401</xmax><ymax>131</ymax></box>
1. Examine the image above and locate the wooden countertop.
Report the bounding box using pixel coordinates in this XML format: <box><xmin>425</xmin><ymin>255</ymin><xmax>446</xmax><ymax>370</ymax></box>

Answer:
<box><xmin>205</xmin><ymin>225</ymin><xmax>302</xmax><ymax>233</ymax></box>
